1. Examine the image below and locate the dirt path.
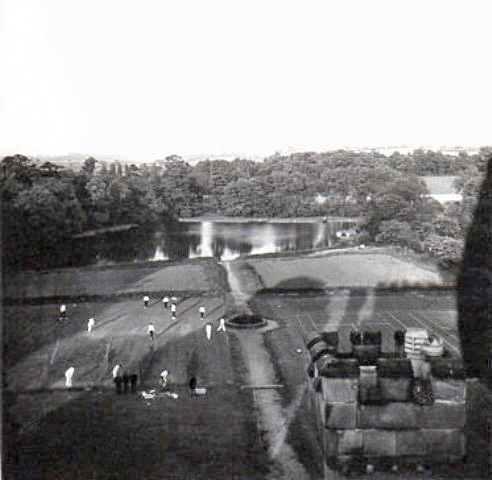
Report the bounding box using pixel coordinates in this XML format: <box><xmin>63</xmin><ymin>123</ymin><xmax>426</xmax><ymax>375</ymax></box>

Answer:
<box><xmin>222</xmin><ymin>258</ymin><xmax>311</xmax><ymax>477</ymax></box>
<box><xmin>235</xmin><ymin>323</ymin><xmax>310</xmax><ymax>480</ymax></box>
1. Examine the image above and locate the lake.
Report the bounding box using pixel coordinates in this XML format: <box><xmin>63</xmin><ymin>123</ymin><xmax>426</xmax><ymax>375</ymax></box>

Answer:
<box><xmin>71</xmin><ymin>219</ymin><xmax>359</xmax><ymax>267</ymax></box>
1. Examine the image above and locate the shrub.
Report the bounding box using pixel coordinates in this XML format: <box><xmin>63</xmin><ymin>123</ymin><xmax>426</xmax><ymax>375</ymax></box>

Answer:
<box><xmin>375</xmin><ymin>220</ymin><xmax>423</xmax><ymax>252</ymax></box>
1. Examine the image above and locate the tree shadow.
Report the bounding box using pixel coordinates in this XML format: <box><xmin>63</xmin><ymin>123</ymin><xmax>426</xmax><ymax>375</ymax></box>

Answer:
<box><xmin>342</xmin><ymin>287</ymin><xmax>368</xmax><ymax>326</ymax></box>
<box><xmin>457</xmin><ymin>157</ymin><xmax>492</xmax><ymax>385</ymax></box>
<box><xmin>272</xmin><ymin>276</ymin><xmax>326</xmax><ymax>293</ymax></box>
<box><xmin>456</xmin><ymin>156</ymin><xmax>492</xmax><ymax>476</ymax></box>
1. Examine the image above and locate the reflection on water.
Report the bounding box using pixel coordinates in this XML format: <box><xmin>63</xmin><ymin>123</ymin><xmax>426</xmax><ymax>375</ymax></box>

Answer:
<box><xmin>151</xmin><ymin>245</ymin><xmax>169</xmax><ymax>262</ymax></box>
<box><xmin>72</xmin><ymin>220</ymin><xmax>357</xmax><ymax>267</ymax></box>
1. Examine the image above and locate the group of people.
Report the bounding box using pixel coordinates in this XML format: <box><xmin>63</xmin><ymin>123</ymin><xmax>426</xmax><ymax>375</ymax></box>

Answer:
<box><xmin>112</xmin><ymin>363</ymin><xmax>138</xmax><ymax>394</ymax></box>
<box><xmin>60</xmin><ymin>294</ymin><xmax>228</xmax><ymax>391</ymax></box>
<box><xmin>144</xmin><ymin>295</ymin><xmax>227</xmax><ymax>342</ymax></box>
<box><xmin>60</xmin><ymin>304</ymin><xmax>96</xmax><ymax>334</ymax></box>
<box><xmin>146</xmin><ymin>295</ymin><xmax>178</xmax><ymax>341</ymax></box>
<box><xmin>59</xmin><ymin>304</ymin><xmax>95</xmax><ymax>389</ymax></box>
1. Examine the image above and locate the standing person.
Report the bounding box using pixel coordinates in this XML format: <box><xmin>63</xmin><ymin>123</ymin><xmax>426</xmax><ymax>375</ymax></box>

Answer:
<box><xmin>217</xmin><ymin>318</ymin><xmax>226</xmax><ymax>332</ymax></box>
<box><xmin>170</xmin><ymin>303</ymin><xmax>177</xmax><ymax>320</ymax></box>
<box><xmin>87</xmin><ymin>317</ymin><xmax>95</xmax><ymax>333</ymax></box>
<box><xmin>199</xmin><ymin>306</ymin><xmax>206</xmax><ymax>320</ymax></box>
<box><xmin>112</xmin><ymin>363</ymin><xmax>122</xmax><ymax>394</ymax></box>
<box><xmin>129</xmin><ymin>374</ymin><xmax>138</xmax><ymax>393</ymax></box>
<box><xmin>148</xmin><ymin>322</ymin><xmax>155</xmax><ymax>341</ymax></box>
<box><xmin>112</xmin><ymin>363</ymin><xmax>122</xmax><ymax>379</ymax></box>
<box><xmin>162</xmin><ymin>296</ymin><xmax>169</xmax><ymax>309</ymax></box>
<box><xmin>114</xmin><ymin>376</ymin><xmax>123</xmax><ymax>394</ymax></box>
<box><xmin>122</xmin><ymin>370</ymin><xmax>130</xmax><ymax>394</ymax></box>
<box><xmin>171</xmin><ymin>296</ymin><xmax>178</xmax><ymax>304</ymax></box>
<box><xmin>143</xmin><ymin>295</ymin><xmax>150</xmax><ymax>308</ymax></box>
<box><xmin>205</xmin><ymin>321</ymin><xmax>212</xmax><ymax>341</ymax></box>
<box><xmin>160</xmin><ymin>369</ymin><xmax>168</xmax><ymax>391</ymax></box>
<box><xmin>60</xmin><ymin>304</ymin><xmax>67</xmax><ymax>319</ymax></box>
<box><xmin>189</xmin><ymin>376</ymin><xmax>197</xmax><ymax>393</ymax></box>
<box><xmin>65</xmin><ymin>366</ymin><xmax>75</xmax><ymax>388</ymax></box>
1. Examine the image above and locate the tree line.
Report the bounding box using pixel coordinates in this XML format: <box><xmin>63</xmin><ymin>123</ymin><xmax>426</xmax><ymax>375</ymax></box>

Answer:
<box><xmin>1</xmin><ymin>148</ymin><xmax>489</xmax><ymax>270</ymax></box>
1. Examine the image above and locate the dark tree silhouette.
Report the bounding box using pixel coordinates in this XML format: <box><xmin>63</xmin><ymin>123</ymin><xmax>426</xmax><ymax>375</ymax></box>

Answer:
<box><xmin>457</xmin><ymin>156</ymin><xmax>492</xmax><ymax>386</ymax></box>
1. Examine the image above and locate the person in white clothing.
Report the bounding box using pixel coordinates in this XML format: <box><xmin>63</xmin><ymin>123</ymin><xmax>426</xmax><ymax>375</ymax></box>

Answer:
<box><xmin>65</xmin><ymin>366</ymin><xmax>75</xmax><ymax>388</ymax></box>
<box><xmin>112</xmin><ymin>364</ymin><xmax>123</xmax><ymax>394</ymax></box>
<box><xmin>162</xmin><ymin>296</ymin><xmax>169</xmax><ymax>309</ymax></box>
<box><xmin>205</xmin><ymin>321</ymin><xmax>212</xmax><ymax>340</ymax></box>
<box><xmin>170</xmin><ymin>303</ymin><xmax>177</xmax><ymax>320</ymax></box>
<box><xmin>112</xmin><ymin>363</ymin><xmax>122</xmax><ymax>379</ymax></box>
<box><xmin>143</xmin><ymin>295</ymin><xmax>150</xmax><ymax>308</ymax></box>
<box><xmin>171</xmin><ymin>296</ymin><xmax>178</xmax><ymax>303</ymax></box>
<box><xmin>217</xmin><ymin>318</ymin><xmax>226</xmax><ymax>332</ymax></box>
<box><xmin>199</xmin><ymin>306</ymin><xmax>206</xmax><ymax>320</ymax></box>
<box><xmin>148</xmin><ymin>322</ymin><xmax>155</xmax><ymax>340</ymax></box>
<box><xmin>160</xmin><ymin>369</ymin><xmax>168</xmax><ymax>390</ymax></box>
<box><xmin>60</xmin><ymin>304</ymin><xmax>67</xmax><ymax>319</ymax></box>
<box><xmin>87</xmin><ymin>317</ymin><xmax>95</xmax><ymax>333</ymax></box>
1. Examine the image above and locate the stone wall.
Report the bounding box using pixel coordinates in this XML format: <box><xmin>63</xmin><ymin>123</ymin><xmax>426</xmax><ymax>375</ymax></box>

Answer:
<box><xmin>306</xmin><ymin>331</ymin><xmax>467</xmax><ymax>467</ymax></box>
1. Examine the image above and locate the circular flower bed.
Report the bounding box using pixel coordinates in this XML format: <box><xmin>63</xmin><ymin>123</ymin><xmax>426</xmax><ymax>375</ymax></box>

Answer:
<box><xmin>225</xmin><ymin>314</ymin><xmax>267</xmax><ymax>329</ymax></box>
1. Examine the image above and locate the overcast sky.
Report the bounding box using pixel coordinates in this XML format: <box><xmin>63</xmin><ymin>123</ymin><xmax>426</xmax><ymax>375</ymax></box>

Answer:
<box><xmin>1</xmin><ymin>0</ymin><xmax>491</xmax><ymax>160</ymax></box>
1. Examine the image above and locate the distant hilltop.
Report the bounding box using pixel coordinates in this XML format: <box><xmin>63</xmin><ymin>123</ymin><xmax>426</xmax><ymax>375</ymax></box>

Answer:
<box><xmin>2</xmin><ymin>145</ymin><xmax>489</xmax><ymax>168</ymax></box>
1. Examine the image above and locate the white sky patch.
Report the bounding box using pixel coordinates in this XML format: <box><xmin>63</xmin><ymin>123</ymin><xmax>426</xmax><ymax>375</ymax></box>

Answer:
<box><xmin>1</xmin><ymin>0</ymin><xmax>491</xmax><ymax>160</ymax></box>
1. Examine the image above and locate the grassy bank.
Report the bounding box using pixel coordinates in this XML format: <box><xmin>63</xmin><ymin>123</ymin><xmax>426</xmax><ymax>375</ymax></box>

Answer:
<box><xmin>180</xmin><ymin>214</ymin><xmax>361</xmax><ymax>223</ymax></box>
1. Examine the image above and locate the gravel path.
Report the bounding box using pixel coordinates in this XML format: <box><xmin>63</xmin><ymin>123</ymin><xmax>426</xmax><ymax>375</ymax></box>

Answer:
<box><xmin>235</xmin><ymin>323</ymin><xmax>310</xmax><ymax>480</ymax></box>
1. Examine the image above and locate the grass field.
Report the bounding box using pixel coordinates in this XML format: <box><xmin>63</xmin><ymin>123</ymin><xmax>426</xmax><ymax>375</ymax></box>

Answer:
<box><xmin>254</xmin><ymin>290</ymin><xmax>460</xmax><ymax>355</ymax></box>
<box><xmin>4</xmin><ymin>300</ymin><xmax>270</xmax><ymax>480</ymax></box>
<box><xmin>4</xmin><ymin>251</ymin><xmax>490</xmax><ymax>479</ymax></box>
<box><xmin>249</xmin><ymin>253</ymin><xmax>448</xmax><ymax>290</ymax></box>
<box><xmin>4</xmin><ymin>260</ymin><xmax>217</xmax><ymax>300</ymax></box>
<box><xmin>251</xmin><ymin>290</ymin><xmax>491</xmax><ymax>476</ymax></box>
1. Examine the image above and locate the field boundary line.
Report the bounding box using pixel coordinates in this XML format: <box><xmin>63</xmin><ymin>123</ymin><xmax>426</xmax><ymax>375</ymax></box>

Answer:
<box><xmin>49</xmin><ymin>339</ymin><xmax>60</xmax><ymax>365</ymax></box>
<box><xmin>305</xmin><ymin>312</ymin><xmax>318</xmax><ymax>331</ymax></box>
<box><xmin>378</xmin><ymin>311</ymin><xmax>409</xmax><ymax>331</ymax></box>
<box><xmin>407</xmin><ymin>312</ymin><xmax>461</xmax><ymax>354</ymax></box>
<box><xmin>409</xmin><ymin>311</ymin><xmax>458</xmax><ymax>337</ymax></box>
<box><xmin>294</xmin><ymin>314</ymin><xmax>309</xmax><ymax>335</ymax></box>
<box><xmin>389</xmin><ymin>311</ymin><xmax>461</xmax><ymax>355</ymax></box>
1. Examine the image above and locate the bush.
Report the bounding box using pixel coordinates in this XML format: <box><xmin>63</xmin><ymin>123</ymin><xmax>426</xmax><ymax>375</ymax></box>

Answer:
<box><xmin>432</xmin><ymin>213</ymin><xmax>462</xmax><ymax>238</ymax></box>
<box><xmin>422</xmin><ymin>233</ymin><xmax>464</xmax><ymax>257</ymax></box>
<box><xmin>375</xmin><ymin>220</ymin><xmax>423</xmax><ymax>252</ymax></box>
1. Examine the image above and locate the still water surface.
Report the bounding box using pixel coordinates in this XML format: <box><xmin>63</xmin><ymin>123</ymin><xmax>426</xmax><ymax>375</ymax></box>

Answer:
<box><xmin>73</xmin><ymin>220</ymin><xmax>358</xmax><ymax>266</ymax></box>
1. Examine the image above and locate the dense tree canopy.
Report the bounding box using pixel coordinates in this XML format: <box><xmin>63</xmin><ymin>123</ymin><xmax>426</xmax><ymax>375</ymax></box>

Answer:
<box><xmin>2</xmin><ymin>148</ymin><xmax>488</xmax><ymax>270</ymax></box>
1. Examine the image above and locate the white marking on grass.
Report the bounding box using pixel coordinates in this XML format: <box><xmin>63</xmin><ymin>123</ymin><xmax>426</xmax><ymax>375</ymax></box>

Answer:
<box><xmin>354</xmin><ymin>321</ymin><xmax>392</xmax><ymax>327</ymax></box>
<box><xmin>305</xmin><ymin>312</ymin><xmax>318</xmax><ymax>331</ymax></box>
<box><xmin>104</xmin><ymin>338</ymin><xmax>112</xmax><ymax>364</ymax></box>
<box><xmin>408</xmin><ymin>311</ymin><xmax>459</xmax><ymax>340</ymax></box>
<box><xmin>294</xmin><ymin>314</ymin><xmax>308</xmax><ymax>335</ymax></box>
<box><xmin>404</xmin><ymin>311</ymin><xmax>461</xmax><ymax>354</ymax></box>
<box><xmin>49</xmin><ymin>340</ymin><xmax>60</xmax><ymax>365</ymax></box>
<box><xmin>387</xmin><ymin>311</ymin><xmax>461</xmax><ymax>355</ymax></box>
<box><xmin>378</xmin><ymin>311</ymin><xmax>409</xmax><ymax>331</ymax></box>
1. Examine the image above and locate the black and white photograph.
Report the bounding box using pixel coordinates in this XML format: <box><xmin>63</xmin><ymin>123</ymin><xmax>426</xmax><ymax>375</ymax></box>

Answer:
<box><xmin>1</xmin><ymin>1</ymin><xmax>491</xmax><ymax>479</ymax></box>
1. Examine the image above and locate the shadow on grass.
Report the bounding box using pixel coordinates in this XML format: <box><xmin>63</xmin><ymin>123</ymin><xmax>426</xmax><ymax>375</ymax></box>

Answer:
<box><xmin>4</xmin><ymin>330</ymin><xmax>271</xmax><ymax>480</ymax></box>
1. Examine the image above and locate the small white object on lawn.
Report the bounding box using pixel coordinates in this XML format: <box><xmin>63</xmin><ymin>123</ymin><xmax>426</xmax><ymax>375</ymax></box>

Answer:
<box><xmin>296</xmin><ymin>348</ymin><xmax>302</xmax><ymax>353</ymax></box>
